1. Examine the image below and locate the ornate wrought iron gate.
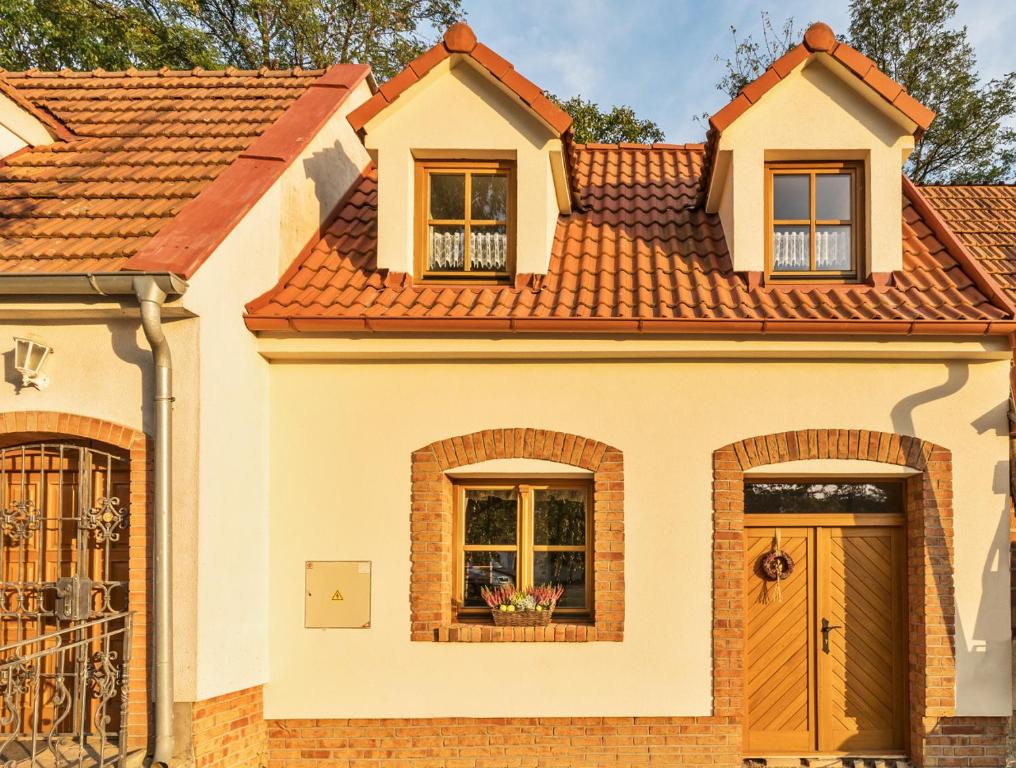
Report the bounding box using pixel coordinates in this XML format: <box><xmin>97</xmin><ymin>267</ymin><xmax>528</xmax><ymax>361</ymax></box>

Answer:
<box><xmin>0</xmin><ymin>442</ymin><xmax>132</xmax><ymax>766</ymax></box>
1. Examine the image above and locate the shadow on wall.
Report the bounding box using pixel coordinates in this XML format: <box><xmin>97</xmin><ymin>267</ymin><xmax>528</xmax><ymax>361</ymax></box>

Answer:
<box><xmin>890</xmin><ymin>360</ymin><xmax>1012</xmax><ymax>712</ymax></box>
<box><xmin>105</xmin><ymin>320</ymin><xmax>153</xmax><ymax>435</ymax></box>
<box><xmin>302</xmin><ymin>138</ymin><xmax>365</xmax><ymax>239</ymax></box>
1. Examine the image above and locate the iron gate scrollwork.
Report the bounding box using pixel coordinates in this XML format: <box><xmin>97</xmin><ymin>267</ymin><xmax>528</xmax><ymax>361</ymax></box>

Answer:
<box><xmin>0</xmin><ymin>443</ymin><xmax>132</xmax><ymax>766</ymax></box>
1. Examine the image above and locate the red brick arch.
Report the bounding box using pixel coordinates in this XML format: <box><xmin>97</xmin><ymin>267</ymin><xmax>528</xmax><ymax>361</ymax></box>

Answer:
<box><xmin>0</xmin><ymin>411</ymin><xmax>151</xmax><ymax>750</ymax></box>
<box><xmin>715</xmin><ymin>429</ymin><xmax>1005</xmax><ymax>767</ymax></box>
<box><xmin>410</xmin><ymin>428</ymin><xmax>624</xmax><ymax>642</ymax></box>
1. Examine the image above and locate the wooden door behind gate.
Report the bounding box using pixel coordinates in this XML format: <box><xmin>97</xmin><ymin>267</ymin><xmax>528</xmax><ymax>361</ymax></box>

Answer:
<box><xmin>745</xmin><ymin>518</ymin><xmax>906</xmax><ymax>756</ymax></box>
<box><xmin>0</xmin><ymin>442</ymin><xmax>130</xmax><ymax>734</ymax></box>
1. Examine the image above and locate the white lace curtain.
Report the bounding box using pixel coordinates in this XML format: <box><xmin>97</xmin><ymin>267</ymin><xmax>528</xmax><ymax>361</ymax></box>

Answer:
<box><xmin>430</xmin><ymin>229</ymin><xmax>508</xmax><ymax>271</ymax></box>
<box><xmin>773</xmin><ymin>228</ymin><xmax>850</xmax><ymax>271</ymax></box>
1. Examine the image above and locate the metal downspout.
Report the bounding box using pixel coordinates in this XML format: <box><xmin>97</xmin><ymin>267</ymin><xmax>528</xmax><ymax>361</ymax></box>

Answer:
<box><xmin>134</xmin><ymin>276</ymin><xmax>175</xmax><ymax>766</ymax></box>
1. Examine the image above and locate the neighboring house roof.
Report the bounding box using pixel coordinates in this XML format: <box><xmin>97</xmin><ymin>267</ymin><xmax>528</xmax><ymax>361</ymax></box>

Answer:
<box><xmin>921</xmin><ymin>185</ymin><xmax>1016</xmax><ymax>305</ymax></box>
<box><xmin>0</xmin><ymin>64</ymin><xmax>369</xmax><ymax>276</ymax></box>
<box><xmin>245</xmin><ymin>144</ymin><xmax>1013</xmax><ymax>333</ymax></box>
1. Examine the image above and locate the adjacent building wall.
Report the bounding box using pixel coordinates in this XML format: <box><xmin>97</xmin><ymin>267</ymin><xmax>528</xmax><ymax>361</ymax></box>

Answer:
<box><xmin>263</xmin><ymin>343</ymin><xmax>1012</xmax><ymax>719</ymax></box>
<box><xmin>0</xmin><ymin>314</ymin><xmax>201</xmax><ymax>701</ymax></box>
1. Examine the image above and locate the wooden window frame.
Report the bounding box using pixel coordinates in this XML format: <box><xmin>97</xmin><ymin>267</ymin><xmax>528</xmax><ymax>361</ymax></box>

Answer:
<box><xmin>765</xmin><ymin>161</ymin><xmax>864</xmax><ymax>282</ymax></box>
<box><xmin>452</xmin><ymin>478</ymin><xmax>593</xmax><ymax>620</ymax></box>
<box><xmin>414</xmin><ymin>159</ymin><xmax>516</xmax><ymax>284</ymax></box>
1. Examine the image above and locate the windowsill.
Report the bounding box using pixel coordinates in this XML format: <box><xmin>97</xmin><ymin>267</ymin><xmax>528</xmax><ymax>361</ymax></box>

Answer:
<box><xmin>416</xmin><ymin>276</ymin><xmax>514</xmax><ymax>287</ymax></box>
<box><xmin>434</xmin><ymin>619</ymin><xmax>602</xmax><ymax>642</ymax></box>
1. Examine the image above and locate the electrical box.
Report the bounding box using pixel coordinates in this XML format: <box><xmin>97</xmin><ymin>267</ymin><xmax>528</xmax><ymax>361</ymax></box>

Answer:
<box><xmin>305</xmin><ymin>561</ymin><xmax>371</xmax><ymax>628</ymax></box>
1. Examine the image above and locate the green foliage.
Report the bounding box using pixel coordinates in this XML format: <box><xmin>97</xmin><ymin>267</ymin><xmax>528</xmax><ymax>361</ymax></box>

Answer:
<box><xmin>712</xmin><ymin>1</ymin><xmax>1016</xmax><ymax>183</ymax></box>
<box><xmin>716</xmin><ymin>11</ymin><xmax>801</xmax><ymax>101</ymax></box>
<box><xmin>848</xmin><ymin>0</ymin><xmax>1015</xmax><ymax>182</ymax></box>
<box><xmin>0</xmin><ymin>0</ymin><xmax>461</xmax><ymax>78</ymax></box>
<box><xmin>0</xmin><ymin>0</ymin><xmax>220</xmax><ymax>70</ymax></box>
<box><xmin>550</xmin><ymin>94</ymin><xmax>665</xmax><ymax>145</ymax></box>
<box><xmin>170</xmin><ymin>0</ymin><xmax>462</xmax><ymax>76</ymax></box>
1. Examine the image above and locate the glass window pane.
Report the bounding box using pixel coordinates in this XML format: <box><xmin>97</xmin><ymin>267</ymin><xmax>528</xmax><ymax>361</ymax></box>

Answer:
<box><xmin>816</xmin><ymin>225</ymin><xmax>852</xmax><ymax>270</ymax></box>
<box><xmin>815</xmin><ymin>173</ymin><xmax>852</xmax><ymax>220</ymax></box>
<box><xmin>533</xmin><ymin>552</ymin><xmax>586</xmax><ymax>609</ymax></box>
<box><xmin>772</xmin><ymin>225</ymin><xmax>810</xmax><ymax>271</ymax></box>
<box><xmin>429</xmin><ymin>173</ymin><xmax>465</xmax><ymax>219</ymax></box>
<box><xmin>471</xmin><ymin>174</ymin><xmax>508</xmax><ymax>220</ymax></box>
<box><xmin>429</xmin><ymin>225</ymin><xmax>465</xmax><ymax>271</ymax></box>
<box><xmin>464</xmin><ymin>489</ymin><xmax>517</xmax><ymax>545</ymax></box>
<box><xmin>745</xmin><ymin>482</ymin><xmax>903</xmax><ymax>514</ymax></box>
<box><xmin>534</xmin><ymin>488</ymin><xmax>586</xmax><ymax>545</ymax></box>
<box><xmin>772</xmin><ymin>174</ymin><xmax>810</xmax><ymax>220</ymax></box>
<box><xmin>464</xmin><ymin>551</ymin><xmax>516</xmax><ymax>607</ymax></box>
<box><xmin>469</xmin><ymin>224</ymin><xmax>508</xmax><ymax>272</ymax></box>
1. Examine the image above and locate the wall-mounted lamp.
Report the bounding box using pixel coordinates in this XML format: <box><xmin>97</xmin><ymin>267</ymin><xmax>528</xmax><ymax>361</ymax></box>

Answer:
<box><xmin>14</xmin><ymin>337</ymin><xmax>53</xmax><ymax>390</ymax></box>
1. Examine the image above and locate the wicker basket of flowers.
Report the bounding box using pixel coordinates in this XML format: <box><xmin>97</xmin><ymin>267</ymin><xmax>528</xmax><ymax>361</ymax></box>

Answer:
<box><xmin>480</xmin><ymin>584</ymin><xmax>565</xmax><ymax>627</ymax></box>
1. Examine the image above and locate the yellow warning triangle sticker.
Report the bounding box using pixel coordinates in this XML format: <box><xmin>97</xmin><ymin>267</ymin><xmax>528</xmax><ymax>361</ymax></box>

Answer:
<box><xmin>331</xmin><ymin>589</ymin><xmax>344</xmax><ymax>601</ymax></box>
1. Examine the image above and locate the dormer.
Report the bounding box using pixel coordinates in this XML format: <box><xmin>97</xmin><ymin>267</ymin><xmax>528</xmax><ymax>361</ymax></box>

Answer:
<box><xmin>704</xmin><ymin>22</ymin><xmax>935</xmax><ymax>284</ymax></box>
<box><xmin>347</xmin><ymin>23</ymin><xmax>575</xmax><ymax>284</ymax></box>
<box><xmin>0</xmin><ymin>79</ymin><xmax>70</xmax><ymax>158</ymax></box>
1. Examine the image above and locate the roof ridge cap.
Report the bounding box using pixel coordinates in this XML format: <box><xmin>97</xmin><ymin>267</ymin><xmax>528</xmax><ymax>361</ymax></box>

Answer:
<box><xmin>0</xmin><ymin>66</ymin><xmax>328</xmax><ymax>78</ymax></box>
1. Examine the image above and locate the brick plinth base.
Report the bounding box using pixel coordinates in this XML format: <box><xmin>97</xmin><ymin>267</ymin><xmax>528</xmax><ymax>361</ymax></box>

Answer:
<box><xmin>184</xmin><ymin>686</ymin><xmax>267</xmax><ymax>768</ymax></box>
<box><xmin>266</xmin><ymin>716</ymin><xmax>740</xmax><ymax>768</ymax></box>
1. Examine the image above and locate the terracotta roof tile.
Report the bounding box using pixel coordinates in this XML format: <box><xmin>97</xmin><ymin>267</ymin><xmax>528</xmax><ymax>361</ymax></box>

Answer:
<box><xmin>245</xmin><ymin>145</ymin><xmax>1011</xmax><ymax>332</ymax></box>
<box><xmin>0</xmin><ymin>66</ymin><xmax>351</xmax><ymax>273</ymax></box>
<box><xmin>922</xmin><ymin>184</ymin><xmax>1016</xmax><ymax>307</ymax></box>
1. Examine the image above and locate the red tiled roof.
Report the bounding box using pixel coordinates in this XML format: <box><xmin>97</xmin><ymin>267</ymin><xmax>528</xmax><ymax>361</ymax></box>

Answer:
<box><xmin>0</xmin><ymin>64</ymin><xmax>369</xmax><ymax>275</ymax></box>
<box><xmin>245</xmin><ymin>144</ymin><xmax>1014</xmax><ymax>333</ymax></box>
<box><xmin>347</xmin><ymin>22</ymin><xmax>572</xmax><ymax>138</ymax></box>
<box><xmin>709</xmin><ymin>22</ymin><xmax>935</xmax><ymax>136</ymax></box>
<box><xmin>921</xmin><ymin>185</ymin><xmax>1016</xmax><ymax>306</ymax></box>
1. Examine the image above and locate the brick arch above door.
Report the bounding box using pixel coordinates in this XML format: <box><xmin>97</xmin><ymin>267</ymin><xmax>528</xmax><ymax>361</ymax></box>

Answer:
<box><xmin>0</xmin><ymin>410</ymin><xmax>151</xmax><ymax>750</ymax></box>
<box><xmin>410</xmin><ymin>428</ymin><xmax>624</xmax><ymax>642</ymax></box>
<box><xmin>714</xmin><ymin>428</ymin><xmax>963</xmax><ymax>767</ymax></box>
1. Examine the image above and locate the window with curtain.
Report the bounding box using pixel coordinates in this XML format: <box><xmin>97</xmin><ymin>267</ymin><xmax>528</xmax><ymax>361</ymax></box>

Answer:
<box><xmin>767</xmin><ymin>162</ymin><xmax>861</xmax><ymax>279</ymax></box>
<box><xmin>454</xmin><ymin>480</ymin><xmax>592</xmax><ymax>617</ymax></box>
<box><xmin>416</xmin><ymin>160</ymin><xmax>513</xmax><ymax>281</ymax></box>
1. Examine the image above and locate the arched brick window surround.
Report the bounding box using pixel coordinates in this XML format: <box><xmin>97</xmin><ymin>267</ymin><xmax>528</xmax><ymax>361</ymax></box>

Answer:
<box><xmin>410</xmin><ymin>428</ymin><xmax>623</xmax><ymax>642</ymax></box>
<box><xmin>0</xmin><ymin>412</ymin><xmax>151</xmax><ymax>751</ymax></box>
<box><xmin>714</xmin><ymin>429</ymin><xmax>1003</xmax><ymax>767</ymax></box>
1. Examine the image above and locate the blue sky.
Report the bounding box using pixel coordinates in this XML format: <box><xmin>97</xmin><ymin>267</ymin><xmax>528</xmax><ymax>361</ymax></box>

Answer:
<box><xmin>458</xmin><ymin>0</ymin><xmax>1016</xmax><ymax>142</ymax></box>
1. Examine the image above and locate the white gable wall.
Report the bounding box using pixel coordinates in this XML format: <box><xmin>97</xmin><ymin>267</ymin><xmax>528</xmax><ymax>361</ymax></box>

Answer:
<box><xmin>176</xmin><ymin>77</ymin><xmax>372</xmax><ymax>701</ymax></box>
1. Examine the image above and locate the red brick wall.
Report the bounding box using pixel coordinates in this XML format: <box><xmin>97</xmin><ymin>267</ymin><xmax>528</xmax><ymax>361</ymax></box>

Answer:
<box><xmin>266</xmin><ymin>716</ymin><xmax>739</xmax><ymax>768</ymax></box>
<box><xmin>410</xmin><ymin>428</ymin><xmax>625</xmax><ymax>642</ymax></box>
<box><xmin>0</xmin><ymin>411</ymin><xmax>151</xmax><ymax>751</ymax></box>
<box><xmin>189</xmin><ymin>686</ymin><xmax>267</xmax><ymax>768</ymax></box>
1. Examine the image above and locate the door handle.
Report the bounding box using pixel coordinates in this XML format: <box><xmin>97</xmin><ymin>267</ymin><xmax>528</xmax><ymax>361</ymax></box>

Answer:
<box><xmin>820</xmin><ymin>618</ymin><xmax>842</xmax><ymax>654</ymax></box>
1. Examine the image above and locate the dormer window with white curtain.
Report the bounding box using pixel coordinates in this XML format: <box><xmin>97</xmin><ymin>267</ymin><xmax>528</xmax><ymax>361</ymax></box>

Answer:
<box><xmin>415</xmin><ymin>160</ymin><xmax>515</xmax><ymax>282</ymax></box>
<box><xmin>766</xmin><ymin>161</ymin><xmax>863</xmax><ymax>281</ymax></box>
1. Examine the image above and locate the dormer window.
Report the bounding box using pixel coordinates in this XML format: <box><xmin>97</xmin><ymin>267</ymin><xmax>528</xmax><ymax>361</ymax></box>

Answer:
<box><xmin>766</xmin><ymin>162</ymin><xmax>862</xmax><ymax>281</ymax></box>
<box><xmin>415</xmin><ymin>160</ymin><xmax>515</xmax><ymax>282</ymax></box>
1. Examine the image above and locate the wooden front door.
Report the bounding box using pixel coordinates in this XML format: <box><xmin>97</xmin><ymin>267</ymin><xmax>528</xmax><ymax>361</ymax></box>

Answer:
<box><xmin>744</xmin><ymin>515</ymin><xmax>906</xmax><ymax>756</ymax></box>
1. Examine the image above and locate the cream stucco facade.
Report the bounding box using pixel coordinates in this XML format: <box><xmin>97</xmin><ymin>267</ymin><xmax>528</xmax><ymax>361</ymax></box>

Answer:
<box><xmin>261</xmin><ymin>339</ymin><xmax>1012</xmax><ymax>718</ymax></box>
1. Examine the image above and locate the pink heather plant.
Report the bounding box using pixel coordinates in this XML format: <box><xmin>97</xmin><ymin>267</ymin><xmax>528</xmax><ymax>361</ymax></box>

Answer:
<box><xmin>480</xmin><ymin>583</ymin><xmax>564</xmax><ymax>611</ymax></box>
